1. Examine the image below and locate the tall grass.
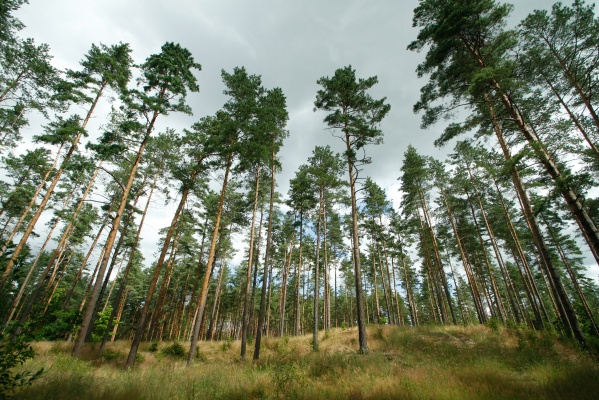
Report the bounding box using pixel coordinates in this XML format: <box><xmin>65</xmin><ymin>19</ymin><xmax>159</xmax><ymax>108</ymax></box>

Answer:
<box><xmin>13</xmin><ymin>325</ymin><xmax>599</xmax><ymax>399</ymax></box>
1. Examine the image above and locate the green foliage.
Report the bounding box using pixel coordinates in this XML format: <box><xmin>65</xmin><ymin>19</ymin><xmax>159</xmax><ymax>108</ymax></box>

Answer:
<box><xmin>161</xmin><ymin>342</ymin><xmax>186</xmax><ymax>358</ymax></box>
<box><xmin>0</xmin><ymin>338</ymin><xmax>43</xmax><ymax>398</ymax></box>
<box><xmin>131</xmin><ymin>42</ymin><xmax>201</xmax><ymax>116</ymax></box>
<box><xmin>314</xmin><ymin>65</ymin><xmax>390</xmax><ymax>165</ymax></box>
<box><xmin>101</xmin><ymin>349</ymin><xmax>125</xmax><ymax>363</ymax></box>
<box><xmin>220</xmin><ymin>339</ymin><xmax>232</xmax><ymax>352</ymax></box>
<box><xmin>91</xmin><ymin>307</ymin><xmax>112</xmax><ymax>343</ymax></box>
<box><xmin>273</xmin><ymin>336</ymin><xmax>291</xmax><ymax>356</ymax></box>
<box><xmin>148</xmin><ymin>340</ymin><xmax>158</xmax><ymax>353</ymax></box>
<box><xmin>374</xmin><ymin>326</ymin><xmax>385</xmax><ymax>341</ymax></box>
<box><xmin>195</xmin><ymin>348</ymin><xmax>207</xmax><ymax>362</ymax></box>
<box><xmin>271</xmin><ymin>362</ymin><xmax>299</xmax><ymax>397</ymax></box>
<box><xmin>485</xmin><ymin>317</ymin><xmax>501</xmax><ymax>333</ymax></box>
<box><xmin>35</xmin><ymin>309</ymin><xmax>79</xmax><ymax>341</ymax></box>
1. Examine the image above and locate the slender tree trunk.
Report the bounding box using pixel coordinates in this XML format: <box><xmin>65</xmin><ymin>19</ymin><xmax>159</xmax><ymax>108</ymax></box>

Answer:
<box><xmin>419</xmin><ymin>189</ymin><xmax>457</xmax><ymax>324</ymax></box>
<box><xmin>1</xmin><ymin>82</ymin><xmax>108</xmax><ymax>289</ymax></box>
<box><xmin>481</xmin><ymin>93</ymin><xmax>586</xmax><ymax>344</ymax></box>
<box><xmin>75</xmin><ymin>96</ymin><xmax>162</xmax><ymax>359</ymax></box>
<box><xmin>110</xmin><ymin>287</ymin><xmax>128</xmax><ymax>342</ymax></box>
<box><xmin>3</xmin><ymin>211</ymin><xmax>61</xmax><ymax>327</ymax></box>
<box><xmin>465</xmin><ymin>166</ymin><xmax>520</xmax><ymax>324</ymax></box>
<box><xmin>464</xmin><ymin>186</ymin><xmax>507</xmax><ymax>322</ymax></box>
<box><xmin>375</xmin><ymin>240</ymin><xmax>392</xmax><ymax>324</ymax></box>
<box><xmin>544</xmin><ymin>220</ymin><xmax>599</xmax><ymax>337</ymax></box>
<box><xmin>99</xmin><ymin>172</ymin><xmax>158</xmax><ymax>354</ymax></box>
<box><xmin>150</xmin><ymin>231</ymin><xmax>181</xmax><ymax>341</ymax></box>
<box><xmin>295</xmin><ymin>210</ymin><xmax>304</xmax><ymax>336</ymax></box>
<box><xmin>254</xmin><ymin>149</ymin><xmax>276</xmax><ymax>360</ymax></box>
<box><xmin>207</xmin><ymin>263</ymin><xmax>225</xmax><ymax>341</ymax></box>
<box><xmin>312</xmin><ymin>187</ymin><xmax>324</xmax><ymax>351</ymax></box>
<box><xmin>344</xmin><ymin>131</ymin><xmax>369</xmax><ymax>354</ymax></box>
<box><xmin>540</xmin><ymin>37</ymin><xmax>599</xmax><ymax>132</ymax></box>
<box><xmin>248</xmin><ymin>205</ymin><xmax>264</xmax><ymax>339</ymax></box>
<box><xmin>542</xmin><ymin>74</ymin><xmax>599</xmax><ymax>158</ymax></box>
<box><xmin>187</xmin><ymin>151</ymin><xmax>234</xmax><ymax>367</ymax></box>
<box><xmin>0</xmin><ymin>143</ymin><xmax>64</xmax><ymax>260</ymax></box>
<box><xmin>265</xmin><ymin>261</ymin><xmax>274</xmax><ymax>336</ymax></box>
<box><xmin>61</xmin><ymin>217</ymin><xmax>108</xmax><ymax>310</ymax></box>
<box><xmin>279</xmin><ymin>233</ymin><xmax>293</xmax><ymax>336</ymax></box>
<box><xmin>241</xmin><ymin>167</ymin><xmax>261</xmax><ymax>358</ymax></box>
<box><xmin>47</xmin><ymin>164</ymin><xmax>103</xmax><ymax>293</ymax></box>
<box><xmin>417</xmin><ymin>211</ymin><xmax>444</xmax><ymax>323</ymax></box>
<box><xmin>323</xmin><ymin>205</ymin><xmax>330</xmax><ymax>330</ymax></box>
<box><xmin>399</xmin><ymin>250</ymin><xmax>418</xmax><ymax>326</ymax></box>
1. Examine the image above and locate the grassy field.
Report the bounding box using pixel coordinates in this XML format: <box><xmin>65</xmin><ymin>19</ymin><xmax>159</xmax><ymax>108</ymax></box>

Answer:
<box><xmin>10</xmin><ymin>324</ymin><xmax>599</xmax><ymax>399</ymax></box>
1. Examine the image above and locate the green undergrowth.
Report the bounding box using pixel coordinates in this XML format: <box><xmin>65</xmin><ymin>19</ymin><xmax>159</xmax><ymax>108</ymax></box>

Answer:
<box><xmin>12</xmin><ymin>324</ymin><xmax>599</xmax><ymax>399</ymax></box>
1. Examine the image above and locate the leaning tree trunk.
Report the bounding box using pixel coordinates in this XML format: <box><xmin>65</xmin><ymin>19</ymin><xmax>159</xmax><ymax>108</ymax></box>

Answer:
<box><xmin>186</xmin><ymin>152</ymin><xmax>233</xmax><ymax>367</ymax></box>
<box><xmin>99</xmin><ymin>173</ymin><xmax>159</xmax><ymax>355</ymax></box>
<box><xmin>74</xmin><ymin>95</ymin><xmax>162</xmax><ymax>359</ymax></box>
<box><xmin>0</xmin><ymin>143</ymin><xmax>64</xmax><ymax>260</ymax></box>
<box><xmin>1</xmin><ymin>82</ymin><xmax>107</xmax><ymax>289</ymax></box>
<box><xmin>482</xmin><ymin>92</ymin><xmax>585</xmax><ymax>344</ymax></box>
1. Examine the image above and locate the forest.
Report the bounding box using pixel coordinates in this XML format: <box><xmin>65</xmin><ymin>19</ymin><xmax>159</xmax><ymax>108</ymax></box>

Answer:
<box><xmin>1</xmin><ymin>0</ymin><xmax>599</xmax><ymax>397</ymax></box>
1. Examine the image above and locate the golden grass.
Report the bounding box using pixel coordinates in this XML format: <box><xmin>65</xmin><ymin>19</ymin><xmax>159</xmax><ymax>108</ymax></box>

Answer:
<box><xmin>11</xmin><ymin>325</ymin><xmax>599</xmax><ymax>399</ymax></box>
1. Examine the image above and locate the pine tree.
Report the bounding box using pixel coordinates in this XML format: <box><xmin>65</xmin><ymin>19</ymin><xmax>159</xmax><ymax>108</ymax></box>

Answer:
<box><xmin>315</xmin><ymin>66</ymin><xmax>390</xmax><ymax>354</ymax></box>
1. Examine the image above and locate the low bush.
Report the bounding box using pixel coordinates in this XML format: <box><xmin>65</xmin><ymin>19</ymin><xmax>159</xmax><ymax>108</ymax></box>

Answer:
<box><xmin>161</xmin><ymin>342</ymin><xmax>186</xmax><ymax>358</ymax></box>
<box><xmin>0</xmin><ymin>338</ymin><xmax>44</xmax><ymax>398</ymax></box>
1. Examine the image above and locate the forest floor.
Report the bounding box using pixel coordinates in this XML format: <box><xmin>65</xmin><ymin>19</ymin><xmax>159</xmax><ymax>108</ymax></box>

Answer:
<box><xmin>11</xmin><ymin>324</ymin><xmax>599</xmax><ymax>399</ymax></box>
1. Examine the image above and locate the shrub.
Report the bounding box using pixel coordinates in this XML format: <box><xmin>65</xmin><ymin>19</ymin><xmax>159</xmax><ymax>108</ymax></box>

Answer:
<box><xmin>374</xmin><ymin>326</ymin><xmax>385</xmax><ymax>341</ymax></box>
<box><xmin>161</xmin><ymin>342</ymin><xmax>186</xmax><ymax>358</ymax></box>
<box><xmin>101</xmin><ymin>349</ymin><xmax>126</xmax><ymax>363</ymax></box>
<box><xmin>149</xmin><ymin>340</ymin><xmax>159</xmax><ymax>353</ymax></box>
<box><xmin>220</xmin><ymin>339</ymin><xmax>232</xmax><ymax>352</ymax></box>
<box><xmin>485</xmin><ymin>317</ymin><xmax>501</xmax><ymax>333</ymax></box>
<box><xmin>272</xmin><ymin>362</ymin><xmax>298</xmax><ymax>396</ymax></box>
<box><xmin>0</xmin><ymin>338</ymin><xmax>44</xmax><ymax>398</ymax></box>
<box><xmin>195</xmin><ymin>348</ymin><xmax>207</xmax><ymax>362</ymax></box>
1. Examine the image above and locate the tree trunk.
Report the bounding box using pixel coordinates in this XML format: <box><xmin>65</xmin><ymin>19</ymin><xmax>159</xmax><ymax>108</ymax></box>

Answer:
<box><xmin>279</xmin><ymin>232</ymin><xmax>293</xmax><ymax>336</ymax></box>
<box><xmin>1</xmin><ymin>82</ymin><xmax>107</xmax><ymax>289</ymax></box>
<box><xmin>241</xmin><ymin>167</ymin><xmax>261</xmax><ymax>358</ymax></box>
<box><xmin>75</xmin><ymin>96</ymin><xmax>161</xmax><ymax>359</ymax></box>
<box><xmin>99</xmin><ymin>172</ymin><xmax>158</xmax><ymax>354</ymax></box>
<box><xmin>312</xmin><ymin>187</ymin><xmax>324</xmax><ymax>351</ymax></box>
<box><xmin>481</xmin><ymin>93</ymin><xmax>586</xmax><ymax>344</ymax></box>
<box><xmin>345</xmin><ymin>131</ymin><xmax>369</xmax><ymax>354</ymax></box>
<box><xmin>254</xmin><ymin>149</ymin><xmax>276</xmax><ymax>359</ymax></box>
<box><xmin>207</xmin><ymin>263</ymin><xmax>225</xmax><ymax>341</ymax></box>
<box><xmin>187</xmin><ymin>151</ymin><xmax>233</xmax><ymax>366</ymax></box>
<box><xmin>0</xmin><ymin>143</ymin><xmax>64</xmax><ymax>260</ymax></box>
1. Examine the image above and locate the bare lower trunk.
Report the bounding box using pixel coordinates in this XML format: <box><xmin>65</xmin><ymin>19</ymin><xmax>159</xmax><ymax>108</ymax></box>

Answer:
<box><xmin>254</xmin><ymin>152</ymin><xmax>276</xmax><ymax>360</ymax></box>
<box><xmin>75</xmin><ymin>102</ymin><xmax>159</xmax><ymax>359</ymax></box>
<box><xmin>187</xmin><ymin>152</ymin><xmax>233</xmax><ymax>366</ymax></box>
<box><xmin>345</xmin><ymin>132</ymin><xmax>368</xmax><ymax>354</ymax></box>
<box><xmin>241</xmin><ymin>167</ymin><xmax>261</xmax><ymax>358</ymax></box>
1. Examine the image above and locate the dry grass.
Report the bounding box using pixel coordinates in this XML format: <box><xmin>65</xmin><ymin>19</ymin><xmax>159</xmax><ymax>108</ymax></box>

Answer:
<box><xmin>11</xmin><ymin>325</ymin><xmax>599</xmax><ymax>399</ymax></box>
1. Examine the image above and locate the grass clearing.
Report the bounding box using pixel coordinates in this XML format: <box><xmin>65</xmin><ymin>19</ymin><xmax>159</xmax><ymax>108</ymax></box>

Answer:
<box><xmin>10</xmin><ymin>325</ymin><xmax>599</xmax><ymax>399</ymax></box>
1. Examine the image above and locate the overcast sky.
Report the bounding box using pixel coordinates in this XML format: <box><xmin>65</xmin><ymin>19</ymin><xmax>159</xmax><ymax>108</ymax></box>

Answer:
<box><xmin>16</xmin><ymin>0</ymin><xmax>591</xmax><ymax>274</ymax></box>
